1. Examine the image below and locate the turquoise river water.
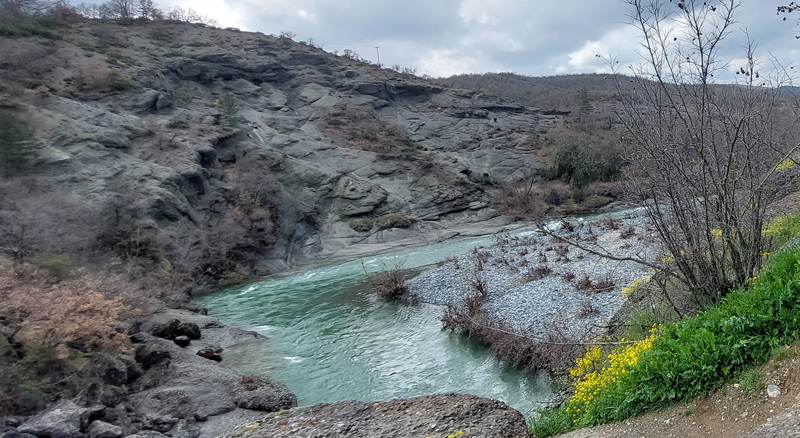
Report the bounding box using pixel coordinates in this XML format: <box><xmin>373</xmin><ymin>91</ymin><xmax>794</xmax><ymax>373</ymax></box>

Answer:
<box><xmin>196</xmin><ymin>228</ymin><xmax>559</xmax><ymax>417</ymax></box>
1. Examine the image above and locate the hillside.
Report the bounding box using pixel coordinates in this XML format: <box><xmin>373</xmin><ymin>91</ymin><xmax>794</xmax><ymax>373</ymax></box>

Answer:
<box><xmin>436</xmin><ymin>72</ymin><xmax>631</xmax><ymax>114</ymax></box>
<box><xmin>0</xmin><ymin>18</ymin><xmax>576</xmax><ymax>293</ymax></box>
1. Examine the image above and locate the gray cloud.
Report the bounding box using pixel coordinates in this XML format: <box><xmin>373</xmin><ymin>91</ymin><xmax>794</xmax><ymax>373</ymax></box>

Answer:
<box><xmin>82</xmin><ymin>0</ymin><xmax>800</xmax><ymax>78</ymax></box>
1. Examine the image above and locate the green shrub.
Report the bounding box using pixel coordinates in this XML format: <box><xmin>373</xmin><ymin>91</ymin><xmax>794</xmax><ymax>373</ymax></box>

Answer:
<box><xmin>317</xmin><ymin>65</ymin><xmax>333</xmax><ymax>75</ymax></box>
<box><xmin>0</xmin><ymin>16</ymin><xmax>61</xmax><ymax>38</ymax></box>
<box><xmin>0</xmin><ymin>112</ymin><xmax>34</xmax><ymax>177</ymax></box>
<box><xmin>765</xmin><ymin>213</ymin><xmax>800</xmax><ymax>250</ymax></box>
<box><xmin>772</xmin><ymin>344</ymin><xmax>797</xmax><ymax>362</ymax></box>
<box><xmin>108</xmin><ymin>69</ymin><xmax>133</xmax><ymax>91</ymax></box>
<box><xmin>215</xmin><ymin>92</ymin><xmax>242</xmax><ymax>127</ymax></box>
<box><xmin>571</xmin><ymin>188</ymin><xmax>586</xmax><ymax>203</ymax></box>
<box><xmin>24</xmin><ymin>80</ymin><xmax>44</xmax><ymax>89</ymax></box>
<box><xmin>532</xmin><ymin>245</ymin><xmax>800</xmax><ymax>436</ymax></box>
<box><xmin>349</xmin><ymin>218</ymin><xmax>374</xmax><ymax>232</ymax></box>
<box><xmin>29</xmin><ymin>253</ymin><xmax>72</xmax><ymax>282</ymax></box>
<box><xmin>544</xmin><ymin>136</ymin><xmax>623</xmax><ymax>188</ymax></box>
<box><xmin>106</xmin><ymin>217</ymin><xmax>162</xmax><ymax>263</ymax></box>
<box><xmin>375</xmin><ymin>212</ymin><xmax>415</xmax><ymax>229</ymax></box>
<box><xmin>0</xmin><ymin>342</ymin><xmax>73</xmax><ymax>415</ymax></box>
<box><xmin>529</xmin><ymin>407</ymin><xmax>572</xmax><ymax>438</ymax></box>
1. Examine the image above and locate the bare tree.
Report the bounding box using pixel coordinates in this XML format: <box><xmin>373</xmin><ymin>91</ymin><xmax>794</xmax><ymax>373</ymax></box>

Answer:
<box><xmin>0</xmin><ymin>0</ymin><xmax>50</xmax><ymax>18</ymax></box>
<box><xmin>164</xmin><ymin>5</ymin><xmax>217</xmax><ymax>26</ymax></box>
<box><xmin>136</xmin><ymin>0</ymin><xmax>158</xmax><ymax>20</ymax></box>
<box><xmin>74</xmin><ymin>2</ymin><xmax>101</xmax><ymax>19</ymax></box>
<box><xmin>609</xmin><ymin>0</ymin><xmax>800</xmax><ymax>302</ymax></box>
<box><xmin>100</xmin><ymin>0</ymin><xmax>134</xmax><ymax>20</ymax></box>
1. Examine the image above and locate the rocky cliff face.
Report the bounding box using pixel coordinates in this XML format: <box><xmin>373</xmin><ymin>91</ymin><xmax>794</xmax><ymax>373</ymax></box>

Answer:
<box><xmin>0</xmin><ymin>20</ymin><xmax>559</xmax><ymax>284</ymax></box>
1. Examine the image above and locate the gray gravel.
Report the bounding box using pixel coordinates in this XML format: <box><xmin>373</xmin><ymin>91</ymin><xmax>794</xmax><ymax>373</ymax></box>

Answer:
<box><xmin>408</xmin><ymin>213</ymin><xmax>656</xmax><ymax>341</ymax></box>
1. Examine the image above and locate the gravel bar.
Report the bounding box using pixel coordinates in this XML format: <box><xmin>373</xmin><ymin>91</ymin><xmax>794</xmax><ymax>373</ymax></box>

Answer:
<box><xmin>408</xmin><ymin>213</ymin><xmax>656</xmax><ymax>341</ymax></box>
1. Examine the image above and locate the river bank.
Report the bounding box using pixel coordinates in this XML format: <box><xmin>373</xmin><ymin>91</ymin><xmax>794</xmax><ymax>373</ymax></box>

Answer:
<box><xmin>409</xmin><ymin>212</ymin><xmax>654</xmax><ymax>342</ymax></box>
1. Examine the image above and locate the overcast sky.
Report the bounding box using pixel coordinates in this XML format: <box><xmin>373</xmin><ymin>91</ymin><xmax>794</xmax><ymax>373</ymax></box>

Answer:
<box><xmin>133</xmin><ymin>1</ymin><xmax>800</xmax><ymax>79</ymax></box>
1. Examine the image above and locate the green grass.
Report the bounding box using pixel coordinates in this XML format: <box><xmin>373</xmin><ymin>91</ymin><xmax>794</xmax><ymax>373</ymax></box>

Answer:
<box><xmin>766</xmin><ymin>213</ymin><xmax>800</xmax><ymax>249</ymax></box>
<box><xmin>772</xmin><ymin>344</ymin><xmax>798</xmax><ymax>362</ymax></box>
<box><xmin>738</xmin><ymin>368</ymin><xmax>764</xmax><ymax>395</ymax></box>
<box><xmin>531</xmin><ymin>244</ymin><xmax>800</xmax><ymax>436</ymax></box>
<box><xmin>349</xmin><ymin>218</ymin><xmax>374</xmax><ymax>232</ymax></box>
<box><xmin>529</xmin><ymin>407</ymin><xmax>572</xmax><ymax>438</ymax></box>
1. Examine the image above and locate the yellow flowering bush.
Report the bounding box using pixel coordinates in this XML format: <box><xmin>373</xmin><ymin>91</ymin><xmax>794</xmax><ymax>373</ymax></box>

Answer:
<box><xmin>620</xmin><ymin>274</ymin><xmax>652</xmax><ymax>295</ymax></box>
<box><xmin>565</xmin><ymin>327</ymin><xmax>658</xmax><ymax>425</ymax></box>
<box><xmin>775</xmin><ymin>158</ymin><xmax>795</xmax><ymax>172</ymax></box>
<box><xmin>425</xmin><ymin>431</ymin><xmax>462</xmax><ymax>438</ymax></box>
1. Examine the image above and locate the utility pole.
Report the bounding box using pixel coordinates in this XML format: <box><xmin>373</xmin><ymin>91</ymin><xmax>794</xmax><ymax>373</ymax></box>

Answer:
<box><xmin>374</xmin><ymin>46</ymin><xmax>381</xmax><ymax>67</ymax></box>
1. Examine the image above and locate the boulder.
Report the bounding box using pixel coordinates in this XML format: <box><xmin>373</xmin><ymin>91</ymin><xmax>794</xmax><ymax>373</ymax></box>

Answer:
<box><xmin>90</xmin><ymin>353</ymin><xmax>129</xmax><ymax>386</ymax></box>
<box><xmin>135</xmin><ymin>345</ymin><xmax>171</xmax><ymax>370</ymax></box>
<box><xmin>0</xmin><ymin>432</ymin><xmax>38</xmax><ymax>438</ymax></box>
<box><xmin>176</xmin><ymin>323</ymin><xmax>201</xmax><ymax>340</ymax></box>
<box><xmin>85</xmin><ymin>421</ymin><xmax>122</xmax><ymax>438</ymax></box>
<box><xmin>18</xmin><ymin>400</ymin><xmax>87</xmax><ymax>438</ymax></box>
<box><xmin>235</xmin><ymin>376</ymin><xmax>297</xmax><ymax>412</ymax></box>
<box><xmin>124</xmin><ymin>432</ymin><xmax>167</xmax><ymax>438</ymax></box>
<box><xmin>149</xmin><ymin>320</ymin><xmax>201</xmax><ymax>340</ymax></box>
<box><xmin>173</xmin><ymin>336</ymin><xmax>190</xmax><ymax>347</ymax></box>
<box><xmin>228</xmin><ymin>394</ymin><xmax>531</xmax><ymax>438</ymax></box>
<box><xmin>196</xmin><ymin>348</ymin><xmax>222</xmax><ymax>362</ymax></box>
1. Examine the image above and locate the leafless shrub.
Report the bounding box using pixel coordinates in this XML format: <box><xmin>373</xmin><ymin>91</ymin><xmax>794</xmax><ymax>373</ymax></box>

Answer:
<box><xmin>368</xmin><ymin>263</ymin><xmax>417</xmax><ymax>303</ymax></box>
<box><xmin>592</xmin><ymin>277</ymin><xmax>615</xmax><ymax>293</ymax></box>
<box><xmin>562</xmin><ymin>272</ymin><xmax>576</xmax><ymax>282</ymax></box>
<box><xmin>608</xmin><ymin>0</ymin><xmax>800</xmax><ymax>301</ymax></box>
<box><xmin>489</xmin><ymin>177</ymin><xmax>547</xmax><ymax>220</ymax></box>
<box><xmin>525</xmin><ymin>265</ymin><xmax>552</xmax><ymax>282</ymax></box>
<box><xmin>318</xmin><ymin>103</ymin><xmax>417</xmax><ymax>157</ymax></box>
<box><xmin>518</xmin><ymin>259</ymin><xmax>529</xmax><ymax>268</ymax></box>
<box><xmin>472</xmin><ymin>248</ymin><xmax>491</xmax><ymax>265</ymax></box>
<box><xmin>620</xmin><ymin>226</ymin><xmax>636</xmax><ymax>239</ymax></box>
<box><xmin>0</xmin><ymin>257</ymin><xmax>131</xmax><ymax>351</ymax></box>
<box><xmin>469</xmin><ymin>272</ymin><xmax>488</xmax><ymax>298</ymax></box>
<box><xmin>518</xmin><ymin>248</ymin><xmax>528</xmax><ymax>256</ymax></box>
<box><xmin>600</xmin><ymin>215</ymin><xmax>618</xmax><ymax>230</ymax></box>
<box><xmin>555</xmin><ymin>245</ymin><xmax>569</xmax><ymax>257</ymax></box>
<box><xmin>0</xmin><ymin>179</ymin><xmax>102</xmax><ymax>264</ymax></box>
<box><xmin>442</xmin><ymin>298</ymin><xmax>583</xmax><ymax>373</ymax></box>
<box><xmin>575</xmin><ymin>275</ymin><xmax>593</xmax><ymax>291</ymax></box>
<box><xmin>560</xmin><ymin>220</ymin><xmax>574</xmax><ymax>232</ymax></box>
<box><xmin>577</xmin><ymin>298</ymin><xmax>600</xmax><ymax>318</ymax></box>
<box><xmin>543</xmin><ymin>183</ymin><xmax>571</xmax><ymax>206</ymax></box>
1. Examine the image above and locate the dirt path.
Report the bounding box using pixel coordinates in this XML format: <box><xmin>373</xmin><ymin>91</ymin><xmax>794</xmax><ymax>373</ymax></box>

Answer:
<box><xmin>558</xmin><ymin>345</ymin><xmax>800</xmax><ymax>438</ymax></box>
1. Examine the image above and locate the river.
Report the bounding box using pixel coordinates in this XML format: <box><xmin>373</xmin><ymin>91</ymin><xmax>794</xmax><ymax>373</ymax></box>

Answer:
<box><xmin>196</xmin><ymin>209</ymin><xmax>643</xmax><ymax>417</ymax></box>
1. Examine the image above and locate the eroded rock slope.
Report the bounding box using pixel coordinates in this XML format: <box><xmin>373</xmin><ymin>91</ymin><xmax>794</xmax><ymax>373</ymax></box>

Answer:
<box><xmin>0</xmin><ymin>20</ymin><xmax>559</xmax><ymax>281</ymax></box>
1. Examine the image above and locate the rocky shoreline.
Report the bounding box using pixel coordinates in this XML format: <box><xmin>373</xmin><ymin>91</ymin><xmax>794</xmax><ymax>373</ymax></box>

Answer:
<box><xmin>1</xmin><ymin>286</ymin><xmax>535</xmax><ymax>438</ymax></box>
<box><xmin>1</xmin><ymin>307</ymin><xmax>298</xmax><ymax>438</ymax></box>
<box><xmin>409</xmin><ymin>212</ymin><xmax>654</xmax><ymax>341</ymax></box>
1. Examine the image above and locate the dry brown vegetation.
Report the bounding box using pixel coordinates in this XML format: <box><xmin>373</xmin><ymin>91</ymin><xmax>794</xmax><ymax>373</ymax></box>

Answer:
<box><xmin>0</xmin><ymin>255</ymin><xmax>139</xmax><ymax>415</ymax></box>
<box><xmin>0</xmin><ymin>257</ymin><xmax>131</xmax><ymax>352</ymax></box>
<box><xmin>441</xmin><ymin>280</ymin><xmax>580</xmax><ymax>373</ymax></box>
<box><xmin>368</xmin><ymin>262</ymin><xmax>418</xmax><ymax>303</ymax></box>
<box><xmin>319</xmin><ymin>102</ymin><xmax>418</xmax><ymax>158</ymax></box>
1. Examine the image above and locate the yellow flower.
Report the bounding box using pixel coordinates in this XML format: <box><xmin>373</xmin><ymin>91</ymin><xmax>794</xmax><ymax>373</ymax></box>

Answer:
<box><xmin>776</xmin><ymin>158</ymin><xmax>795</xmax><ymax>172</ymax></box>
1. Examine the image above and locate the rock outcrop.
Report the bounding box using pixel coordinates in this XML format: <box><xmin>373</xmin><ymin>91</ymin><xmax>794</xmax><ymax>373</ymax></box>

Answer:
<box><xmin>0</xmin><ymin>20</ymin><xmax>557</xmax><ymax>281</ymax></box>
<box><xmin>227</xmin><ymin>394</ymin><xmax>532</xmax><ymax>438</ymax></box>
